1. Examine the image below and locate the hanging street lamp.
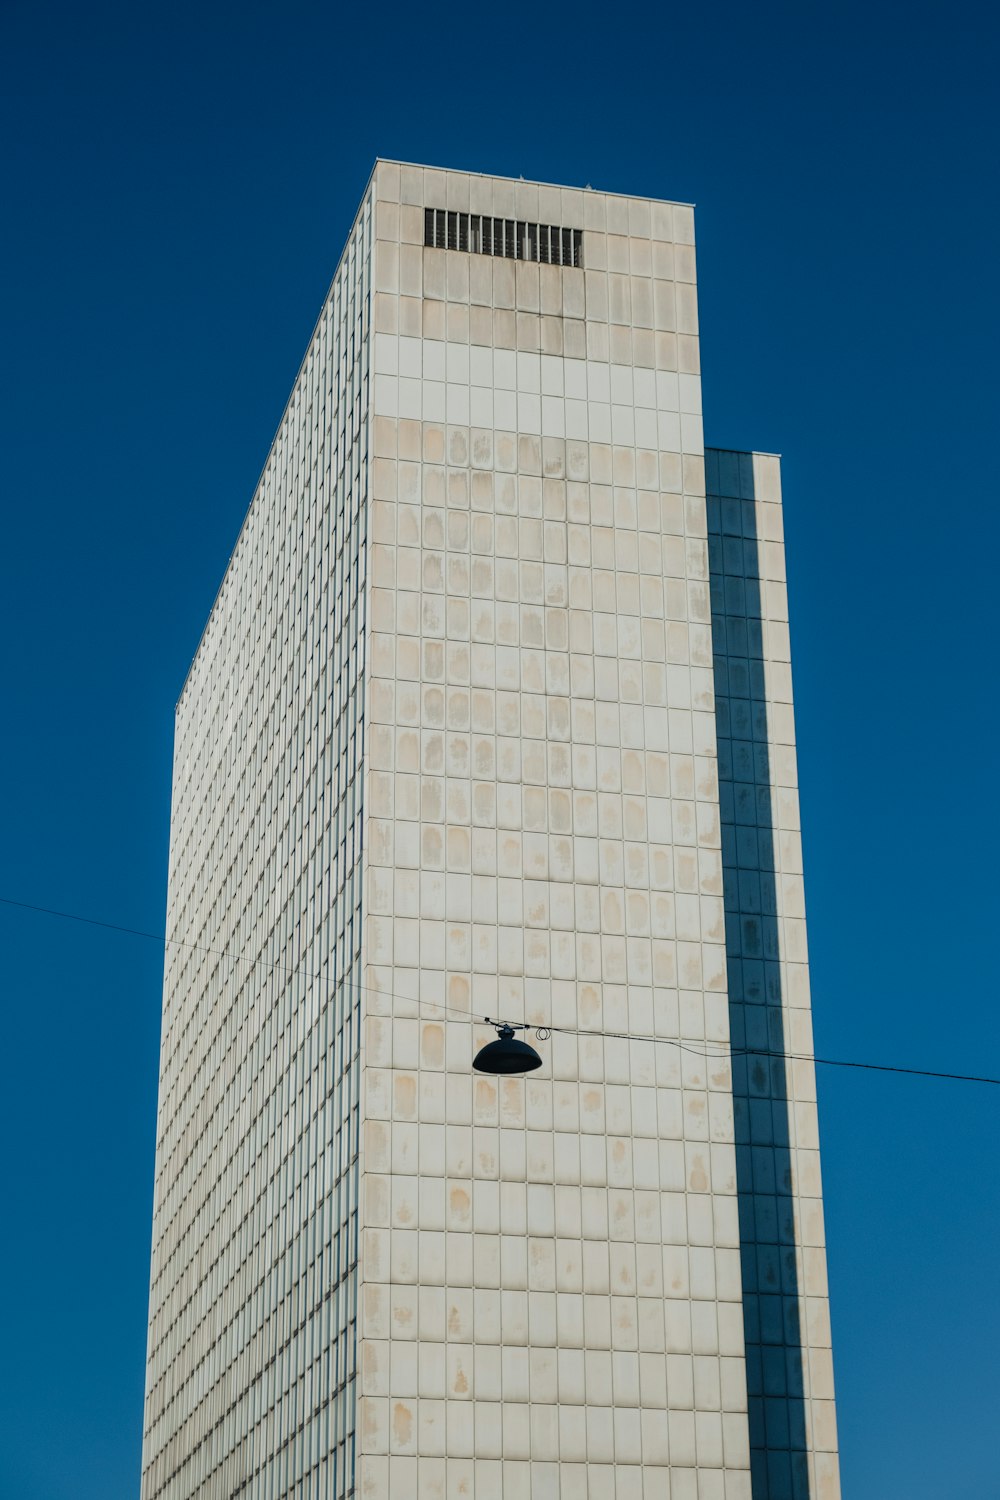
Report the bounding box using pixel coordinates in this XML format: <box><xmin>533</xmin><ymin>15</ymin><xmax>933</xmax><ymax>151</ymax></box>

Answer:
<box><xmin>473</xmin><ymin>1020</ymin><xmax>544</xmax><ymax>1075</ymax></box>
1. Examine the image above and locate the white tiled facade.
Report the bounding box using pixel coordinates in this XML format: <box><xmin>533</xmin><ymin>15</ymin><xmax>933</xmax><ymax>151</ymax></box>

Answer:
<box><xmin>142</xmin><ymin>162</ymin><xmax>839</xmax><ymax>1500</ymax></box>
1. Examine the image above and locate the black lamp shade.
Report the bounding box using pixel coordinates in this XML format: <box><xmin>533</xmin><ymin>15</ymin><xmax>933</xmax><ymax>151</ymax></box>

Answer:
<box><xmin>473</xmin><ymin>1025</ymin><xmax>543</xmax><ymax>1075</ymax></box>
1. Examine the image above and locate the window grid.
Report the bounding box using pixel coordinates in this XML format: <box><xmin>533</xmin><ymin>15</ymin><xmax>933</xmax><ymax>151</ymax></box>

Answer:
<box><xmin>140</xmin><ymin>189</ymin><xmax>373</xmax><ymax>1500</ymax></box>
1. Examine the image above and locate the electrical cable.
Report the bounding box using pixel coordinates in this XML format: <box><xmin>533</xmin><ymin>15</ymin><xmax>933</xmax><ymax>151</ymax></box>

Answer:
<box><xmin>2</xmin><ymin>893</ymin><xmax>998</xmax><ymax>1086</ymax></box>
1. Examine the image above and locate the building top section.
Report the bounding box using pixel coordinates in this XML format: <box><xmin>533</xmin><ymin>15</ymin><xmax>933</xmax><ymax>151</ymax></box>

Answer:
<box><xmin>374</xmin><ymin>157</ymin><xmax>694</xmax><ymax>209</ymax></box>
<box><xmin>176</xmin><ymin>159</ymin><xmax>699</xmax><ymax>706</ymax></box>
<box><xmin>372</xmin><ymin>159</ymin><xmax>695</xmax><ymax>246</ymax></box>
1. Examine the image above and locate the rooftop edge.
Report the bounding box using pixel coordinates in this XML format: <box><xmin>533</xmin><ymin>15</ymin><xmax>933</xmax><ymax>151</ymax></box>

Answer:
<box><xmin>374</xmin><ymin>157</ymin><xmax>695</xmax><ymax>210</ymax></box>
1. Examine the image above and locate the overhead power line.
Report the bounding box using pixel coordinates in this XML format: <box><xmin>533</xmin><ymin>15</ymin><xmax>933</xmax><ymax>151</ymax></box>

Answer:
<box><xmin>2</xmin><ymin>894</ymin><xmax>997</xmax><ymax>1087</ymax></box>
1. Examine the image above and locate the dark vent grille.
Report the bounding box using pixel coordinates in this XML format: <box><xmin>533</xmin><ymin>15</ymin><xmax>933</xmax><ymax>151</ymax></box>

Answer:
<box><xmin>424</xmin><ymin>209</ymin><xmax>582</xmax><ymax>268</ymax></box>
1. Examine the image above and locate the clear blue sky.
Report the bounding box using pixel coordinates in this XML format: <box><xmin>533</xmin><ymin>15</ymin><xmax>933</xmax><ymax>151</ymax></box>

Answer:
<box><xmin>1</xmin><ymin>1</ymin><xmax>997</xmax><ymax>1495</ymax></box>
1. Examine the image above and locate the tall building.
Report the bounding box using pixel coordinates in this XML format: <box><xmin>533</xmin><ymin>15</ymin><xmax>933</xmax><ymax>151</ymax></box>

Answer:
<box><xmin>141</xmin><ymin>162</ymin><xmax>839</xmax><ymax>1500</ymax></box>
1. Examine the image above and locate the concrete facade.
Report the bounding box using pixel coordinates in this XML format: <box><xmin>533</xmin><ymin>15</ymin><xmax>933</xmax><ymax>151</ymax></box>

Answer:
<box><xmin>141</xmin><ymin>162</ymin><xmax>839</xmax><ymax>1500</ymax></box>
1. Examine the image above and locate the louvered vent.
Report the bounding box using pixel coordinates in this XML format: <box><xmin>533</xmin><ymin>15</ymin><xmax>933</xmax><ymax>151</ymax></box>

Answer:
<box><xmin>424</xmin><ymin>209</ymin><xmax>582</xmax><ymax>268</ymax></box>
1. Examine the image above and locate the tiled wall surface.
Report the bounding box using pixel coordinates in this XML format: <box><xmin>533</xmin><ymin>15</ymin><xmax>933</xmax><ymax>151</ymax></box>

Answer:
<box><xmin>140</xmin><ymin>188</ymin><xmax>373</xmax><ymax>1499</ymax></box>
<box><xmin>357</xmin><ymin>162</ymin><xmax>753</xmax><ymax>1500</ymax></box>
<box><xmin>707</xmin><ymin>450</ymin><xmax>839</xmax><ymax>1500</ymax></box>
<box><xmin>143</xmin><ymin>161</ymin><xmax>839</xmax><ymax>1500</ymax></box>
